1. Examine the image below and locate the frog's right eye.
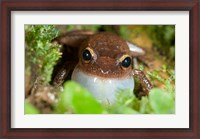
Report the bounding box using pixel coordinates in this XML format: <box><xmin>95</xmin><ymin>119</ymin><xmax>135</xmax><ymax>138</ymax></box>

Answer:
<box><xmin>117</xmin><ymin>54</ymin><xmax>132</xmax><ymax>70</ymax></box>
<box><xmin>82</xmin><ymin>47</ymin><xmax>96</xmax><ymax>63</ymax></box>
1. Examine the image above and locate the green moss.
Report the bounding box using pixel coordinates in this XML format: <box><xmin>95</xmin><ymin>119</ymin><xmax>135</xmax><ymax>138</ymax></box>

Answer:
<box><xmin>25</xmin><ymin>25</ymin><xmax>61</xmax><ymax>83</ymax></box>
<box><xmin>147</xmin><ymin>65</ymin><xmax>175</xmax><ymax>94</ymax></box>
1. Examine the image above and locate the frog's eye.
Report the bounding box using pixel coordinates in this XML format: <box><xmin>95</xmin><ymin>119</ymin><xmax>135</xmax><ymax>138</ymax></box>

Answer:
<box><xmin>82</xmin><ymin>47</ymin><xmax>96</xmax><ymax>63</ymax></box>
<box><xmin>122</xmin><ymin>57</ymin><xmax>131</xmax><ymax>68</ymax></box>
<box><xmin>118</xmin><ymin>55</ymin><xmax>132</xmax><ymax>69</ymax></box>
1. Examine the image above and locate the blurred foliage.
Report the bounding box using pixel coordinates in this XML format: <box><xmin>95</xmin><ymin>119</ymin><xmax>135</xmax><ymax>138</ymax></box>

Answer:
<box><xmin>25</xmin><ymin>101</ymin><xmax>40</xmax><ymax>114</ymax></box>
<box><xmin>145</xmin><ymin>25</ymin><xmax>175</xmax><ymax>61</ymax></box>
<box><xmin>54</xmin><ymin>81</ymin><xmax>105</xmax><ymax>114</ymax></box>
<box><xmin>149</xmin><ymin>88</ymin><xmax>174</xmax><ymax>114</ymax></box>
<box><xmin>25</xmin><ymin>25</ymin><xmax>62</xmax><ymax>83</ymax></box>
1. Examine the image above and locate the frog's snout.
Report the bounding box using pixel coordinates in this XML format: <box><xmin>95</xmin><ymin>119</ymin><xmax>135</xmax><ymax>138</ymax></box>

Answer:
<box><xmin>96</xmin><ymin>57</ymin><xmax>117</xmax><ymax>74</ymax></box>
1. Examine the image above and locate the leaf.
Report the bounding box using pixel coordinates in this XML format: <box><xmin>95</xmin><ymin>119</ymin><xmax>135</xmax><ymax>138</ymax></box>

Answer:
<box><xmin>108</xmin><ymin>105</ymin><xmax>139</xmax><ymax>114</ymax></box>
<box><xmin>149</xmin><ymin>88</ymin><xmax>175</xmax><ymax>114</ymax></box>
<box><xmin>139</xmin><ymin>96</ymin><xmax>152</xmax><ymax>114</ymax></box>
<box><xmin>25</xmin><ymin>101</ymin><xmax>40</xmax><ymax>114</ymax></box>
<box><xmin>56</xmin><ymin>81</ymin><xmax>104</xmax><ymax>114</ymax></box>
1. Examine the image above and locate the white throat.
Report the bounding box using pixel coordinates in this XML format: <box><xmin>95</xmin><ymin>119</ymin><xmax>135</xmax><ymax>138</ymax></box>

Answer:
<box><xmin>71</xmin><ymin>67</ymin><xmax>134</xmax><ymax>104</ymax></box>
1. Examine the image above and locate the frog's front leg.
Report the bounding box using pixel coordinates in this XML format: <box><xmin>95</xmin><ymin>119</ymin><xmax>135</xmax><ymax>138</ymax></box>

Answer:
<box><xmin>53</xmin><ymin>62</ymin><xmax>76</xmax><ymax>87</ymax></box>
<box><xmin>132</xmin><ymin>69</ymin><xmax>153</xmax><ymax>96</ymax></box>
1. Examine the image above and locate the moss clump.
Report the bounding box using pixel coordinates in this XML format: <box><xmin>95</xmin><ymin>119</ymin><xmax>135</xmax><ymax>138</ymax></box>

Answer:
<box><xmin>25</xmin><ymin>25</ymin><xmax>61</xmax><ymax>84</ymax></box>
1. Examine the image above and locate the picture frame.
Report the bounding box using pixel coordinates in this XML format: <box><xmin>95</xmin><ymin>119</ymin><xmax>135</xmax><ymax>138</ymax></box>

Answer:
<box><xmin>0</xmin><ymin>0</ymin><xmax>199</xmax><ymax>138</ymax></box>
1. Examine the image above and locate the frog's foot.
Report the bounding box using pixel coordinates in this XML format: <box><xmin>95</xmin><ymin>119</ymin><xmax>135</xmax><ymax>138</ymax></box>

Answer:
<box><xmin>132</xmin><ymin>69</ymin><xmax>153</xmax><ymax>96</ymax></box>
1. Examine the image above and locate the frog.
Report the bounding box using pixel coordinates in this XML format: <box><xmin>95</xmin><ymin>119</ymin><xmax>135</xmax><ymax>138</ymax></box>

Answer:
<box><xmin>51</xmin><ymin>31</ymin><xmax>153</xmax><ymax>104</ymax></box>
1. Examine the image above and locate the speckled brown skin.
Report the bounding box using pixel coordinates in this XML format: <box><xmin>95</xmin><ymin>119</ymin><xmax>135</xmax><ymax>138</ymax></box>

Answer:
<box><xmin>132</xmin><ymin>69</ymin><xmax>153</xmax><ymax>92</ymax></box>
<box><xmin>52</xmin><ymin>31</ymin><xmax>153</xmax><ymax>95</ymax></box>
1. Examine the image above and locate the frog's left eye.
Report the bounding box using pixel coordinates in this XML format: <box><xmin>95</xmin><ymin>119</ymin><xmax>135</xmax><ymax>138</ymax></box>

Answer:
<box><xmin>82</xmin><ymin>47</ymin><xmax>96</xmax><ymax>63</ymax></box>
<box><xmin>118</xmin><ymin>55</ymin><xmax>132</xmax><ymax>69</ymax></box>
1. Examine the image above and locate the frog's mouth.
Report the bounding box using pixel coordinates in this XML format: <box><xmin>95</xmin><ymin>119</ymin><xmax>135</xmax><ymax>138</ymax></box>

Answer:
<box><xmin>71</xmin><ymin>67</ymin><xmax>134</xmax><ymax>104</ymax></box>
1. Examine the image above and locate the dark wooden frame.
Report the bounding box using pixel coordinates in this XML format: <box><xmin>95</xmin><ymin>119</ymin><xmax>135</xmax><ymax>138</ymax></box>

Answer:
<box><xmin>0</xmin><ymin>0</ymin><xmax>199</xmax><ymax>138</ymax></box>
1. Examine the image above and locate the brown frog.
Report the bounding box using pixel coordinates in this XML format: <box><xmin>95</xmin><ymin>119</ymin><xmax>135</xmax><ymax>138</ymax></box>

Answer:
<box><xmin>52</xmin><ymin>31</ymin><xmax>153</xmax><ymax>104</ymax></box>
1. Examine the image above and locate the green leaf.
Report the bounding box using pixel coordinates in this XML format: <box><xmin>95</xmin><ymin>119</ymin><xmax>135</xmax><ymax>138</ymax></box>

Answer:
<box><xmin>108</xmin><ymin>105</ymin><xmax>139</xmax><ymax>114</ymax></box>
<box><xmin>149</xmin><ymin>88</ymin><xmax>175</xmax><ymax>114</ymax></box>
<box><xmin>139</xmin><ymin>97</ymin><xmax>152</xmax><ymax>114</ymax></box>
<box><xmin>25</xmin><ymin>101</ymin><xmax>40</xmax><ymax>114</ymax></box>
<box><xmin>55</xmin><ymin>81</ymin><xmax>104</xmax><ymax>114</ymax></box>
